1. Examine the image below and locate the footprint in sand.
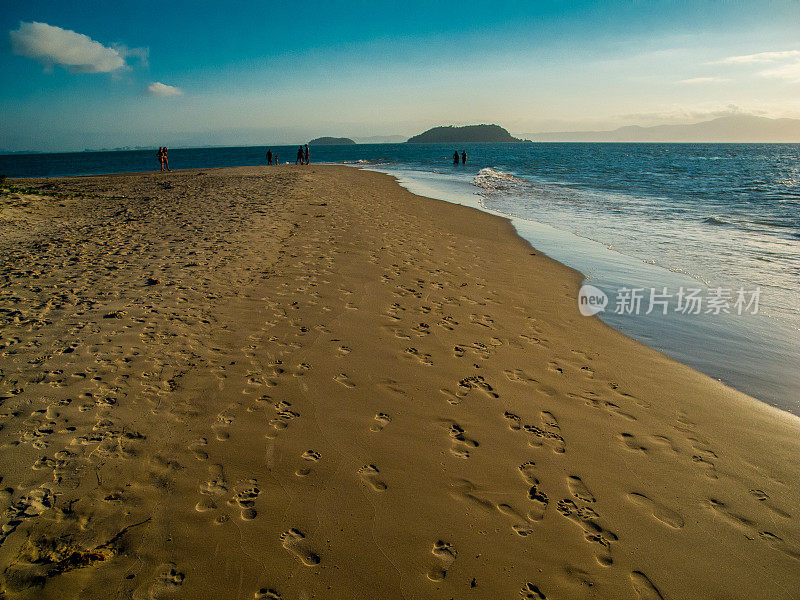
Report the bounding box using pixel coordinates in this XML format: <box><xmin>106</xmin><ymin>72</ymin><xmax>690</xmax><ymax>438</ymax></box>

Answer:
<box><xmin>675</xmin><ymin>412</ymin><xmax>696</xmax><ymax>433</ymax></box>
<box><xmin>547</xmin><ymin>361</ymin><xmax>564</xmax><ymax>375</ymax></box>
<box><xmin>200</xmin><ymin>464</ymin><xmax>227</xmax><ymax>496</ymax></box>
<box><xmin>195</xmin><ymin>496</ymin><xmax>217</xmax><ymax>512</ymax></box>
<box><xmin>512</xmin><ymin>524</ymin><xmax>535</xmax><ymax>537</ymax></box>
<box><xmin>212</xmin><ymin>409</ymin><xmax>236</xmax><ymax>441</ymax></box>
<box><xmin>437</xmin><ymin>316</ymin><xmax>458</xmax><ymax>330</ymax></box>
<box><xmin>557</xmin><ymin>476</ymin><xmax>617</xmax><ymax>566</ymax></box>
<box><xmin>519</xmin><ymin>333</ymin><xmax>545</xmax><ymax>345</ymax></box>
<box><xmin>459</xmin><ymin>375</ymin><xmax>499</xmax><ymax>398</ymax></box>
<box><xmin>297</xmin><ymin>450</ymin><xmax>321</xmax><ymax>476</ymax></box>
<box><xmin>567</xmin><ymin>476</ymin><xmax>595</xmax><ymax>503</ymax></box>
<box><xmin>497</xmin><ymin>503</ymin><xmax>534</xmax><ymax>534</ymax></box>
<box><xmin>518</xmin><ymin>461</ymin><xmax>549</xmax><ymax>521</ymax></box>
<box><xmin>334</xmin><ymin>373</ymin><xmax>355</xmax><ymax>388</ymax></box>
<box><xmin>630</xmin><ymin>571</ymin><xmax>664</xmax><ymax>600</ymax></box>
<box><xmin>627</xmin><ymin>492</ymin><xmax>684</xmax><ymax>529</ymax></box>
<box><xmin>379</xmin><ymin>379</ymin><xmax>406</xmax><ymax>396</ymax></box>
<box><xmin>358</xmin><ymin>464</ymin><xmax>387</xmax><ymax>492</ymax></box>
<box><xmin>759</xmin><ymin>531</ymin><xmax>800</xmax><ymax>560</ymax></box>
<box><xmin>370</xmin><ymin>413</ymin><xmax>392</xmax><ymax>432</ymax></box>
<box><xmin>411</xmin><ymin>322</ymin><xmax>431</xmax><ymax>336</ymax></box>
<box><xmin>705</xmin><ymin>498</ymin><xmax>800</xmax><ymax>560</ymax></box>
<box><xmin>254</xmin><ymin>589</ymin><xmax>282</xmax><ymax>599</ymax></box>
<box><xmin>268</xmin><ymin>401</ymin><xmax>300</xmax><ymax>436</ymax></box>
<box><xmin>519</xmin><ymin>582</ymin><xmax>547</xmax><ymax>599</ymax></box>
<box><xmin>440</xmin><ymin>375</ymin><xmax>499</xmax><ymax>404</ymax></box>
<box><xmin>230</xmin><ymin>480</ymin><xmax>260</xmax><ymax>520</ymax></box>
<box><xmin>469</xmin><ymin>314</ymin><xmax>495</xmax><ymax>329</ymax></box>
<box><xmin>619</xmin><ymin>432</ymin><xmax>649</xmax><ymax>453</ymax></box>
<box><xmin>689</xmin><ymin>437</ymin><xmax>719</xmax><ymax>479</ymax></box>
<box><xmin>609</xmin><ymin>381</ymin><xmax>650</xmax><ymax>408</ymax></box>
<box><xmin>572</xmin><ymin>393</ymin><xmax>639</xmax><ymax>422</ymax></box>
<box><xmin>606</xmin><ymin>403</ymin><xmax>637</xmax><ymax>421</ymax></box>
<box><xmin>747</xmin><ymin>489</ymin><xmax>790</xmax><ymax>518</ymax></box>
<box><xmin>427</xmin><ymin>541</ymin><xmax>457</xmax><ymax>581</ymax></box>
<box><xmin>556</xmin><ymin>498</ymin><xmax>617</xmax><ymax>566</ymax></box>
<box><xmin>148</xmin><ymin>563</ymin><xmax>185</xmax><ymax>599</ymax></box>
<box><xmin>650</xmin><ymin>435</ymin><xmax>680</xmax><ymax>453</ymax></box>
<box><xmin>447</xmin><ymin>422</ymin><xmax>479</xmax><ymax>459</ymax></box>
<box><xmin>403</xmin><ymin>347</ymin><xmax>433</xmax><ymax>366</ymax></box>
<box><xmin>280</xmin><ymin>529</ymin><xmax>320</xmax><ymax>566</ymax></box>
<box><xmin>188</xmin><ymin>438</ymin><xmax>208</xmax><ymax>460</ymax></box>
<box><xmin>504</xmin><ymin>369</ymin><xmax>539</xmax><ymax>385</ymax></box>
<box><xmin>524</xmin><ymin>411</ymin><xmax>565</xmax><ymax>454</ymax></box>
<box><xmin>302</xmin><ymin>450</ymin><xmax>321</xmax><ymax>461</ymax></box>
<box><xmin>292</xmin><ymin>362</ymin><xmax>311</xmax><ymax>377</ymax></box>
<box><xmin>504</xmin><ymin>411</ymin><xmax>522</xmax><ymax>431</ymax></box>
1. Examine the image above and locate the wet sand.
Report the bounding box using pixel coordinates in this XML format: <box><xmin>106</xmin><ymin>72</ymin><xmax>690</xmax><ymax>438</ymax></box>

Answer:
<box><xmin>0</xmin><ymin>165</ymin><xmax>798</xmax><ymax>599</ymax></box>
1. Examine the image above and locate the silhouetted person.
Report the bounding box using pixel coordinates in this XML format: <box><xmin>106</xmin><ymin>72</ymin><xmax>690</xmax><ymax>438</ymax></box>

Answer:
<box><xmin>266</xmin><ymin>148</ymin><xmax>273</xmax><ymax>165</ymax></box>
<box><xmin>304</xmin><ymin>144</ymin><xmax>310</xmax><ymax>165</ymax></box>
<box><xmin>461</xmin><ymin>151</ymin><xmax>467</xmax><ymax>164</ymax></box>
<box><xmin>453</xmin><ymin>151</ymin><xmax>460</xmax><ymax>165</ymax></box>
<box><xmin>162</xmin><ymin>147</ymin><xmax>170</xmax><ymax>171</ymax></box>
<box><xmin>274</xmin><ymin>154</ymin><xmax>278</xmax><ymax>165</ymax></box>
<box><xmin>157</xmin><ymin>147</ymin><xmax>164</xmax><ymax>171</ymax></box>
<box><xmin>296</xmin><ymin>146</ymin><xmax>304</xmax><ymax>164</ymax></box>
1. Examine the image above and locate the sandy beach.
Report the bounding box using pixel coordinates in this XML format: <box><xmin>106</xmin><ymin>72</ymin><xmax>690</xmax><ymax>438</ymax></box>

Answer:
<box><xmin>0</xmin><ymin>165</ymin><xmax>798</xmax><ymax>599</ymax></box>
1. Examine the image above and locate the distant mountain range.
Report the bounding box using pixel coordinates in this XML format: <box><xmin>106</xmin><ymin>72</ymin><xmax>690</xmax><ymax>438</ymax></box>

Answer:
<box><xmin>521</xmin><ymin>116</ymin><xmax>800</xmax><ymax>143</ymax></box>
<box><xmin>407</xmin><ymin>124</ymin><xmax>527</xmax><ymax>143</ymax></box>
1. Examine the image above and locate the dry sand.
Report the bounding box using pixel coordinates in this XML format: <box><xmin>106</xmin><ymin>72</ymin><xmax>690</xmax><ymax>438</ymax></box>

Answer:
<box><xmin>0</xmin><ymin>165</ymin><xmax>798</xmax><ymax>599</ymax></box>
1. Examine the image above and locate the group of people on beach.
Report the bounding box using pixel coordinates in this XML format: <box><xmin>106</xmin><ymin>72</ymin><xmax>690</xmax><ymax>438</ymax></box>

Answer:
<box><xmin>156</xmin><ymin>144</ymin><xmax>473</xmax><ymax>171</ymax></box>
<box><xmin>157</xmin><ymin>147</ymin><xmax>170</xmax><ymax>171</ymax></box>
<box><xmin>266</xmin><ymin>145</ymin><xmax>310</xmax><ymax>165</ymax></box>
<box><xmin>295</xmin><ymin>145</ymin><xmax>310</xmax><ymax>165</ymax></box>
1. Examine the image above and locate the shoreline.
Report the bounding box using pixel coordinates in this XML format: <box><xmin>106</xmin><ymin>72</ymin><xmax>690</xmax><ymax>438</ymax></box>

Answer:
<box><xmin>364</xmin><ymin>164</ymin><xmax>799</xmax><ymax>414</ymax></box>
<box><xmin>370</xmin><ymin>167</ymin><xmax>799</xmax><ymax>426</ymax></box>
<box><xmin>1</xmin><ymin>165</ymin><xmax>798</xmax><ymax>599</ymax></box>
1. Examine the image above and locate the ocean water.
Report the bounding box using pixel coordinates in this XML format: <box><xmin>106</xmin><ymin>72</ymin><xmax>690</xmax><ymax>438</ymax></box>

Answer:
<box><xmin>2</xmin><ymin>143</ymin><xmax>799</xmax><ymax>414</ymax></box>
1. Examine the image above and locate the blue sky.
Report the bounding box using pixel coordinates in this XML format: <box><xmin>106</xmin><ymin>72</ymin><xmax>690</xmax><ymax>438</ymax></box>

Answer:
<box><xmin>2</xmin><ymin>1</ymin><xmax>799</xmax><ymax>151</ymax></box>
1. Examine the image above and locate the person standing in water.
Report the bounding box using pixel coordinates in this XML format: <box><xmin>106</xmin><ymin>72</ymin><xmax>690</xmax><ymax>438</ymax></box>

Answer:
<box><xmin>304</xmin><ymin>144</ymin><xmax>310</xmax><ymax>165</ymax></box>
<box><xmin>266</xmin><ymin>148</ymin><xmax>273</xmax><ymax>165</ymax></box>
<box><xmin>453</xmin><ymin>151</ymin><xmax>460</xmax><ymax>165</ymax></box>
<box><xmin>461</xmin><ymin>151</ymin><xmax>467</xmax><ymax>164</ymax></box>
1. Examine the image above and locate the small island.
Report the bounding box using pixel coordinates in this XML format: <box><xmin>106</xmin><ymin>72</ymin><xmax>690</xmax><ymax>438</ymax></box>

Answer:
<box><xmin>406</xmin><ymin>124</ymin><xmax>528</xmax><ymax>143</ymax></box>
<box><xmin>308</xmin><ymin>137</ymin><xmax>356</xmax><ymax>145</ymax></box>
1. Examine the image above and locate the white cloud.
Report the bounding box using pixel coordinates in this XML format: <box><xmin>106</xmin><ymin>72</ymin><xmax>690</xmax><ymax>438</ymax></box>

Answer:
<box><xmin>708</xmin><ymin>50</ymin><xmax>800</xmax><ymax>83</ymax></box>
<box><xmin>8</xmin><ymin>21</ymin><xmax>146</xmax><ymax>73</ymax></box>
<box><xmin>760</xmin><ymin>60</ymin><xmax>800</xmax><ymax>82</ymax></box>
<box><xmin>146</xmin><ymin>81</ymin><xmax>183</xmax><ymax>97</ymax></box>
<box><xmin>715</xmin><ymin>50</ymin><xmax>800</xmax><ymax>65</ymax></box>
<box><xmin>679</xmin><ymin>77</ymin><xmax>730</xmax><ymax>84</ymax></box>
